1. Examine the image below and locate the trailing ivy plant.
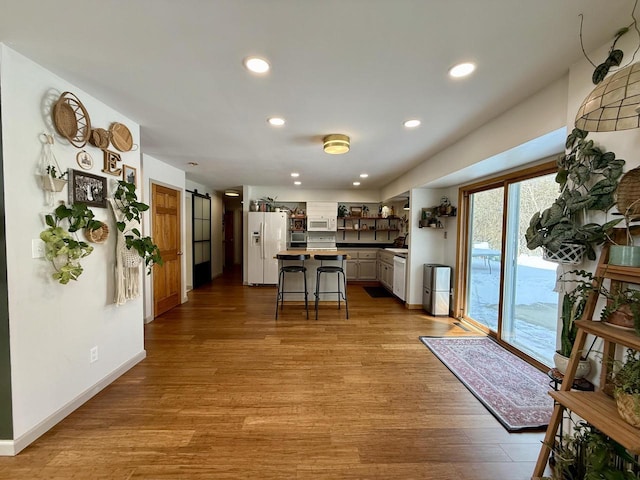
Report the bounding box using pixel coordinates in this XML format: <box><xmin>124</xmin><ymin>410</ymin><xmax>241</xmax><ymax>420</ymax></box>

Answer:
<box><xmin>113</xmin><ymin>181</ymin><xmax>163</xmax><ymax>273</ymax></box>
<box><xmin>40</xmin><ymin>203</ymin><xmax>102</xmax><ymax>284</ymax></box>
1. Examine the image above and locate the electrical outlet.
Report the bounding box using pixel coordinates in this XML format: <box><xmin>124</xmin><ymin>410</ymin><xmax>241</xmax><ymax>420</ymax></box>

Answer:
<box><xmin>90</xmin><ymin>346</ymin><xmax>98</xmax><ymax>363</ymax></box>
<box><xmin>32</xmin><ymin>239</ymin><xmax>45</xmax><ymax>259</ymax></box>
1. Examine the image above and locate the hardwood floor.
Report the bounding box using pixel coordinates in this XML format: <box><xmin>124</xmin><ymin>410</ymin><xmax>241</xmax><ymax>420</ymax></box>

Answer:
<box><xmin>0</xmin><ymin>267</ymin><xmax>547</xmax><ymax>479</ymax></box>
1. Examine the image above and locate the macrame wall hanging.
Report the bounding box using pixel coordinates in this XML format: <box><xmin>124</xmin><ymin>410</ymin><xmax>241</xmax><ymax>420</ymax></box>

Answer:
<box><xmin>108</xmin><ymin>198</ymin><xmax>141</xmax><ymax>305</ymax></box>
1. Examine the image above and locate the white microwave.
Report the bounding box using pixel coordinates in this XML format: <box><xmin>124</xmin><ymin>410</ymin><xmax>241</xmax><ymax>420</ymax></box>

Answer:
<box><xmin>307</xmin><ymin>217</ymin><xmax>336</xmax><ymax>231</ymax></box>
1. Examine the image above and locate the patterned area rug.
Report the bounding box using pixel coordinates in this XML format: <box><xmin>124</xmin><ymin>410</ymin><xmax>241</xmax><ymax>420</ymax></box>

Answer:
<box><xmin>419</xmin><ymin>336</ymin><xmax>553</xmax><ymax>432</ymax></box>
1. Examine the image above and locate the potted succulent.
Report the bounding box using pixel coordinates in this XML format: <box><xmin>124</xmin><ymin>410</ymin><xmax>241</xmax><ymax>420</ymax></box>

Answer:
<box><xmin>611</xmin><ymin>349</ymin><xmax>640</xmax><ymax>428</ymax></box>
<box><xmin>525</xmin><ymin>128</ymin><xmax>624</xmax><ymax>263</ymax></box>
<box><xmin>338</xmin><ymin>204</ymin><xmax>348</xmax><ymax>218</ymax></box>
<box><xmin>112</xmin><ymin>181</ymin><xmax>163</xmax><ymax>273</ymax></box>
<box><xmin>40</xmin><ymin>203</ymin><xmax>103</xmax><ymax>284</ymax></box>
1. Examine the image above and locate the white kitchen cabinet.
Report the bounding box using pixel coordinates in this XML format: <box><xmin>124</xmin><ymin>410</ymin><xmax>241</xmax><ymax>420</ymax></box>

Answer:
<box><xmin>345</xmin><ymin>249</ymin><xmax>379</xmax><ymax>281</ymax></box>
<box><xmin>378</xmin><ymin>250</ymin><xmax>395</xmax><ymax>292</ymax></box>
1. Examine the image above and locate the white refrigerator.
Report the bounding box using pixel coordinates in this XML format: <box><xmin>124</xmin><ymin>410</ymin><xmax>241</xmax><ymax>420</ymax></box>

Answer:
<box><xmin>248</xmin><ymin>212</ymin><xmax>288</xmax><ymax>285</ymax></box>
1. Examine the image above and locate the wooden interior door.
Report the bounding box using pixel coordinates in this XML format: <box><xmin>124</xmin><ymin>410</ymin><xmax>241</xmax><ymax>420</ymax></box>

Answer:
<box><xmin>153</xmin><ymin>184</ymin><xmax>182</xmax><ymax>317</ymax></box>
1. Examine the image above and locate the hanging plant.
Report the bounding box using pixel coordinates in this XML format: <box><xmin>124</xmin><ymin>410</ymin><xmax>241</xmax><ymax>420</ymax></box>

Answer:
<box><xmin>112</xmin><ymin>181</ymin><xmax>163</xmax><ymax>273</ymax></box>
<box><xmin>40</xmin><ymin>203</ymin><xmax>104</xmax><ymax>284</ymax></box>
<box><xmin>525</xmin><ymin>128</ymin><xmax>624</xmax><ymax>262</ymax></box>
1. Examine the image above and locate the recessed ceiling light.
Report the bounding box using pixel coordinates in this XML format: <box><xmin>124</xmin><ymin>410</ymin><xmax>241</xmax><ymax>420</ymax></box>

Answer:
<box><xmin>359</xmin><ymin>173</ymin><xmax>369</xmax><ymax>178</ymax></box>
<box><xmin>225</xmin><ymin>190</ymin><xmax>240</xmax><ymax>197</ymax></box>
<box><xmin>449</xmin><ymin>62</ymin><xmax>476</xmax><ymax>78</ymax></box>
<box><xmin>291</xmin><ymin>172</ymin><xmax>300</xmax><ymax>177</ymax></box>
<box><xmin>294</xmin><ymin>181</ymin><xmax>301</xmax><ymax>185</ymax></box>
<box><xmin>268</xmin><ymin>117</ymin><xmax>285</xmax><ymax>126</ymax></box>
<box><xmin>243</xmin><ymin>56</ymin><xmax>270</xmax><ymax>74</ymax></box>
<box><xmin>353</xmin><ymin>182</ymin><xmax>360</xmax><ymax>186</ymax></box>
<box><xmin>403</xmin><ymin>119</ymin><xmax>421</xmax><ymax>128</ymax></box>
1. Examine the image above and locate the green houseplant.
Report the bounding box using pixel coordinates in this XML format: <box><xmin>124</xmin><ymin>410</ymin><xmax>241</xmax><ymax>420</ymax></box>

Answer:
<box><xmin>39</xmin><ymin>165</ymin><xmax>68</xmax><ymax>192</ymax></box>
<box><xmin>40</xmin><ymin>203</ymin><xmax>103</xmax><ymax>284</ymax></box>
<box><xmin>611</xmin><ymin>349</ymin><xmax>640</xmax><ymax>428</ymax></box>
<box><xmin>547</xmin><ymin>422</ymin><xmax>637</xmax><ymax>480</ymax></box>
<box><xmin>525</xmin><ymin>128</ymin><xmax>624</xmax><ymax>263</ymax></box>
<box><xmin>554</xmin><ymin>270</ymin><xmax>595</xmax><ymax>378</ymax></box>
<box><xmin>561</xmin><ymin>269</ymin><xmax>640</xmax><ymax>334</ymax></box>
<box><xmin>112</xmin><ymin>181</ymin><xmax>163</xmax><ymax>273</ymax></box>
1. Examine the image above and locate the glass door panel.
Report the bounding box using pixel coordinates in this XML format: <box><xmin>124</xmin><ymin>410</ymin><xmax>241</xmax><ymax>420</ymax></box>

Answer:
<box><xmin>466</xmin><ymin>187</ymin><xmax>504</xmax><ymax>332</ymax></box>
<box><xmin>502</xmin><ymin>174</ymin><xmax>559</xmax><ymax>366</ymax></box>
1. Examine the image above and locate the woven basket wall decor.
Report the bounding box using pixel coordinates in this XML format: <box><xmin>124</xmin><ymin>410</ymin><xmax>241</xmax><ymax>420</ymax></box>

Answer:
<box><xmin>52</xmin><ymin>92</ymin><xmax>91</xmax><ymax>148</ymax></box>
<box><xmin>89</xmin><ymin>128</ymin><xmax>110</xmax><ymax>149</ymax></box>
<box><xmin>109</xmin><ymin>122</ymin><xmax>134</xmax><ymax>152</ymax></box>
<box><xmin>617</xmin><ymin>166</ymin><xmax>640</xmax><ymax>217</ymax></box>
<box><xmin>84</xmin><ymin>223</ymin><xmax>109</xmax><ymax>244</ymax></box>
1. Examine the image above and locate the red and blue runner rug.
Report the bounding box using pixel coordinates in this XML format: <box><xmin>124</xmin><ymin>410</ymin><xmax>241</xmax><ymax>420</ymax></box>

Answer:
<box><xmin>419</xmin><ymin>336</ymin><xmax>553</xmax><ymax>432</ymax></box>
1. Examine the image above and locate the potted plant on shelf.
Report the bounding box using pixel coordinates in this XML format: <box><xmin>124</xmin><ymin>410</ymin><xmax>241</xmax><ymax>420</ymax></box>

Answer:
<box><xmin>40</xmin><ymin>203</ymin><xmax>103</xmax><ymax>284</ymax></box>
<box><xmin>610</xmin><ymin>349</ymin><xmax>640</xmax><ymax>428</ymax></box>
<box><xmin>608</xmin><ymin>166</ymin><xmax>640</xmax><ymax>266</ymax></box>
<box><xmin>546</xmin><ymin>422</ymin><xmax>637</xmax><ymax>479</ymax></box>
<box><xmin>112</xmin><ymin>181</ymin><xmax>163</xmax><ymax>273</ymax></box>
<box><xmin>525</xmin><ymin>128</ymin><xmax>624</xmax><ymax>264</ymax></box>
<box><xmin>338</xmin><ymin>204</ymin><xmax>348</xmax><ymax>218</ymax></box>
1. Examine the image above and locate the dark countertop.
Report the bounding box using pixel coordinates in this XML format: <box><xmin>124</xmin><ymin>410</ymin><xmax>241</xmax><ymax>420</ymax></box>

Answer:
<box><xmin>336</xmin><ymin>243</ymin><xmax>395</xmax><ymax>248</ymax></box>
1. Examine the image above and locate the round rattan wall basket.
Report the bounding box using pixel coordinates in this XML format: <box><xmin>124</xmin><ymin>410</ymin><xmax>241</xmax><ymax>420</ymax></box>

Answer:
<box><xmin>617</xmin><ymin>166</ymin><xmax>640</xmax><ymax>217</ymax></box>
<box><xmin>84</xmin><ymin>223</ymin><xmax>109</xmax><ymax>244</ymax></box>
<box><xmin>109</xmin><ymin>122</ymin><xmax>134</xmax><ymax>152</ymax></box>
<box><xmin>52</xmin><ymin>92</ymin><xmax>91</xmax><ymax>148</ymax></box>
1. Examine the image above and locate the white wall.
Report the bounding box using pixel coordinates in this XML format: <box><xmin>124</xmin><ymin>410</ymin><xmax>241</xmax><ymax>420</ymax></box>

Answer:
<box><xmin>406</xmin><ymin>188</ymin><xmax>449</xmax><ymax>307</ymax></box>
<box><xmin>0</xmin><ymin>45</ymin><xmax>145</xmax><ymax>452</ymax></box>
<box><xmin>141</xmin><ymin>154</ymin><xmax>187</xmax><ymax>322</ymax></box>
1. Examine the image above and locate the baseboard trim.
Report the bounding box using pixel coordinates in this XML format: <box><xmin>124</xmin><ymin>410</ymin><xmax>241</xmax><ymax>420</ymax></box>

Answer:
<box><xmin>405</xmin><ymin>303</ymin><xmax>423</xmax><ymax>310</ymax></box>
<box><xmin>1</xmin><ymin>351</ymin><xmax>146</xmax><ymax>456</ymax></box>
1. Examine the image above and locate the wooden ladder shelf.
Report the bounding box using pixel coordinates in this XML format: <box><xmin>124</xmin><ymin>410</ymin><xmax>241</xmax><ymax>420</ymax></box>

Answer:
<box><xmin>532</xmin><ymin>241</ymin><xmax>640</xmax><ymax>478</ymax></box>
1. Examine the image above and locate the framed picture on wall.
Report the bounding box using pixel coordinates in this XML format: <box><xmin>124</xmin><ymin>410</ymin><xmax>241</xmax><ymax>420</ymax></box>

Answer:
<box><xmin>122</xmin><ymin>164</ymin><xmax>137</xmax><ymax>186</ymax></box>
<box><xmin>68</xmin><ymin>169</ymin><xmax>107</xmax><ymax>208</ymax></box>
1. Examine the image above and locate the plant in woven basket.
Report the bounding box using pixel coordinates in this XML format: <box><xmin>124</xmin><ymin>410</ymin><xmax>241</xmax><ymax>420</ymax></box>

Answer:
<box><xmin>113</xmin><ymin>181</ymin><xmax>163</xmax><ymax>273</ymax></box>
<box><xmin>610</xmin><ymin>349</ymin><xmax>640</xmax><ymax>429</ymax></box>
<box><xmin>40</xmin><ymin>203</ymin><xmax>103</xmax><ymax>284</ymax></box>
<box><xmin>525</xmin><ymin>128</ymin><xmax>624</xmax><ymax>262</ymax></box>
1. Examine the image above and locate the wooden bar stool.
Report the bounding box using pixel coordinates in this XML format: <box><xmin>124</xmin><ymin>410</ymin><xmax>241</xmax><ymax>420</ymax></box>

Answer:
<box><xmin>314</xmin><ymin>254</ymin><xmax>348</xmax><ymax>320</ymax></box>
<box><xmin>275</xmin><ymin>254</ymin><xmax>310</xmax><ymax>319</ymax></box>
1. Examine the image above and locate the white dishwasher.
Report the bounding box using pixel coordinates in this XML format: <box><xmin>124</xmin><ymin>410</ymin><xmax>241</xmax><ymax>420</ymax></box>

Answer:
<box><xmin>393</xmin><ymin>255</ymin><xmax>406</xmax><ymax>301</ymax></box>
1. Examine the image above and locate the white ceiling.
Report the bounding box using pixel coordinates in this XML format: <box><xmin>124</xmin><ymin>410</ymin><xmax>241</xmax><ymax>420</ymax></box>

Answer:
<box><xmin>0</xmin><ymin>1</ymin><xmax>634</xmax><ymax>193</ymax></box>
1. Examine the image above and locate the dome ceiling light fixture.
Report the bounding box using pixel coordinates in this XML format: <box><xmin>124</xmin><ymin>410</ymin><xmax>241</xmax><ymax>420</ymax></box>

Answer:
<box><xmin>224</xmin><ymin>190</ymin><xmax>240</xmax><ymax>197</ymax></box>
<box><xmin>575</xmin><ymin>61</ymin><xmax>640</xmax><ymax>132</ymax></box>
<box><xmin>323</xmin><ymin>134</ymin><xmax>350</xmax><ymax>154</ymax></box>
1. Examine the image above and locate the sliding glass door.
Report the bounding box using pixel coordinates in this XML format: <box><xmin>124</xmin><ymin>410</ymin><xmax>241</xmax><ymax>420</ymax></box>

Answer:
<box><xmin>461</xmin><ymin>164</ymin><xmax>559</xmax><ymax>366</ymax></box>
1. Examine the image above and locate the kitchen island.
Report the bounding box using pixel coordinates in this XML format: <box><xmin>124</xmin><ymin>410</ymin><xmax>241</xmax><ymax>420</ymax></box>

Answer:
<box><xmin>275</xmin><ymin>250</ymin><xmax>351</xmax><ymax>303</ymax></box>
